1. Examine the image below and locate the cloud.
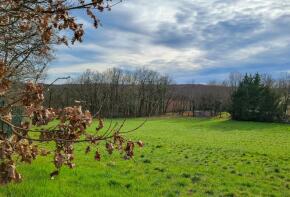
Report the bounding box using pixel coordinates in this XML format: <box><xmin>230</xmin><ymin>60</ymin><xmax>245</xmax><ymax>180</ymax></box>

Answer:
<box><xmin>48</xmin><ymin>0</ymin><xmax>290</xmax><ymax>83</ymax></box>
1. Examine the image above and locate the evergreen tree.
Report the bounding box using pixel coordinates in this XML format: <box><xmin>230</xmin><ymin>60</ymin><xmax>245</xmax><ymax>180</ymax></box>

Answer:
<box><xmin>230</xmin><ymin>73</ymin><xmax>282</xmax><ymax>122</ymax></box>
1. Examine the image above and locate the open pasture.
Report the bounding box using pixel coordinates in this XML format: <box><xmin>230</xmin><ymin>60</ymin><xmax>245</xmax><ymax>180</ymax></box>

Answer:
<box><xmin>1</xmin><ymin>118</ymin><xmax>289</xmax><ymax>197</ymax></box>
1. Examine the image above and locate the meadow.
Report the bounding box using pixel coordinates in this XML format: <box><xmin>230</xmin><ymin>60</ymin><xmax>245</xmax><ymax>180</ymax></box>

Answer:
<box><xmin>0</xmin><ymin>117</ymin><xmax>289</xmax><ymax>197</ymax></box>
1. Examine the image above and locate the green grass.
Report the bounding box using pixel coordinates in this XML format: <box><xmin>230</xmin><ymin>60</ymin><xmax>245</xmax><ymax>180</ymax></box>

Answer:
<box><xmin>1</xmin><ymin>117</ymin><xmax>290</xmax><ymax>197</ymax></box>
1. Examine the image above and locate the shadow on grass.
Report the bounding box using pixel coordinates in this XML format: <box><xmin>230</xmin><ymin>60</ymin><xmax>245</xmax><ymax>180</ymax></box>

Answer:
<box><xmin>199</xmin><ymin>119</ymin><xmax>288</xmax><ymax>132</ymax></box>
<box><xmin>145</xmin><ymin>116</ymin><xmax>289</xmax><ymax>133</ymax></box>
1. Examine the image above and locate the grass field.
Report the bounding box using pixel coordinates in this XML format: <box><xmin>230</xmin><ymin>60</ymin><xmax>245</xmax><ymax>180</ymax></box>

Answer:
<box><xmin>0</xmin><ymin>117</ymin><xmax>290</xmax><ymax>197</ymax></box>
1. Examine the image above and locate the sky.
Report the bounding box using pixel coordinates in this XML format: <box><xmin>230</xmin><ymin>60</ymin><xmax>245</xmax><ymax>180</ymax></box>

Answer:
<box><xmin>48</xmin><ymin>0</ymin><xmax>290</xmax><ymax>84</ymax></box>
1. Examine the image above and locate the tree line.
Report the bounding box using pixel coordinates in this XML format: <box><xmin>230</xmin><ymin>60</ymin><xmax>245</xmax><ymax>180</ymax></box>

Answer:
<box><xmin>42</xmin><ymin>68</ymin><xmax>234</xmax><ymax>118</ymax></box>
<box><xmin>43</xmin><ymin>69</ymin><xmax>290</xmax><ymax>122</ymax></box>
<box><xmin>44</xmin><ymin>68</ymin><xmax>171</xmax><ymax>117</ymax></box>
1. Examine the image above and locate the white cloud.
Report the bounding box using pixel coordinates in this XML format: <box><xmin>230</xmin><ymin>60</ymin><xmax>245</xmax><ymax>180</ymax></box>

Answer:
<box><xmin>48</xmin><ymin>42</ymin><xmax>206</xmax><ymax>75</ymax></box>
<box><xmin>49</xmin><ymin>0</ymin><xmax>290</xmax><ymax>82</ymax></box>
<box><xmin>48</xmin><ymin>62</ymin><xmax>109</xmax><ymax>74</ymax></box>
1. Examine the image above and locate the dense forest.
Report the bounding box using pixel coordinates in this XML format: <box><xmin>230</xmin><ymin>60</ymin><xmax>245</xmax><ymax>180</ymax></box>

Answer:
<box><xmin>43</xmin><ymin>68</ymin><xmax>290</xmax><ymax>122</ymax></box>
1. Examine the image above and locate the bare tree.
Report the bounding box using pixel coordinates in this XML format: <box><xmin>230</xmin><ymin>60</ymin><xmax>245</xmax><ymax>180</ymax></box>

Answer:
<box><xmin>0</xmin><ymin>0</ymin><xmax>146</xmax><ymax>185</ymax></box>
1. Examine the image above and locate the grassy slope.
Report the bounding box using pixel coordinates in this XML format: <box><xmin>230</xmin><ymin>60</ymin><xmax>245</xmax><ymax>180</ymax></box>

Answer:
<box><xmin>0</xmin><ymin>118</ymin><xmax>289</xmax><ymax>197</ymax></box>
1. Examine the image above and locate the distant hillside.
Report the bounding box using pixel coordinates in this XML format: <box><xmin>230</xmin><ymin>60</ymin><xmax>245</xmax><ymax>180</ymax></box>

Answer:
<box><xmin>169</xmin><ymin>84</ymin><xmax>231</xmax><ymax>97</ymax></box>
